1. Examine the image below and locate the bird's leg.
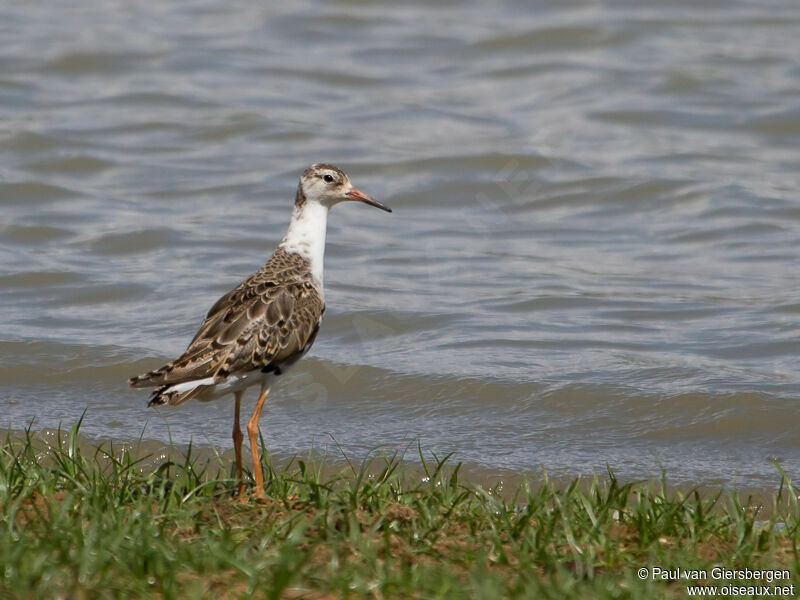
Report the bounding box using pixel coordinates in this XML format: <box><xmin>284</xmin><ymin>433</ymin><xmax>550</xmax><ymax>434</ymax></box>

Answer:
<box><xmin>232</xmin><ymin>391</ymin><xmax>244</xmax><ymax>497</ymax></box>
<box><xmin>246</xmin><ymin>385</ymin><xmax>270</xmax><ymax>499</ymax></box>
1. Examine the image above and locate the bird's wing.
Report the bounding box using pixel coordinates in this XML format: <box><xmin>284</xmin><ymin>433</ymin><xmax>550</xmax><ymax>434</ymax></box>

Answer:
<box><xmin>129</xmin><ymin>248</ymin><xmax>324</xmax><ymax>388</ymax></box>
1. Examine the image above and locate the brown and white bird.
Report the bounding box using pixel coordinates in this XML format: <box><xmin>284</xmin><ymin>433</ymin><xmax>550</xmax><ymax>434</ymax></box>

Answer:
<box><xmin>129</xmin><ymin>164</ymin><xmax>391</xmax><ymax>497</ymax></box>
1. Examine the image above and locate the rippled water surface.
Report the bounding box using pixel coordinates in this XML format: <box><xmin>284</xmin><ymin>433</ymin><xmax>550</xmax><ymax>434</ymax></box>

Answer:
<box><xmin>2</xmin><ymin>0</ymin><xmax>799</xmax><ymax>491</ymax></box>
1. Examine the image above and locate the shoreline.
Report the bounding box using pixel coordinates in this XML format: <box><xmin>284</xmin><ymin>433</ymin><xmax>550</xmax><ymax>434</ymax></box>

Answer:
<box><xmin>2</xmin><ymin>421</ymin><xmax>798</xmax><ymax>598</ymax></box>
<box><xmin>7</xmin><ymin>421</ymin><xmax>794</xmax><ymax>514</ymax></box>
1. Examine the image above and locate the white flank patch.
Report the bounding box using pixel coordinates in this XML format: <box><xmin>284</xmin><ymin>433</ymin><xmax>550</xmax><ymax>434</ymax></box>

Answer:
<box><xmin>167</xmin><ymin>377</ymin><xmax>216</xmax><ymax>394</ymax></box>
<box><xmin>164</xmin><ymin>372</ymin><xmax>275</xmax><ymax>402</ymax></box>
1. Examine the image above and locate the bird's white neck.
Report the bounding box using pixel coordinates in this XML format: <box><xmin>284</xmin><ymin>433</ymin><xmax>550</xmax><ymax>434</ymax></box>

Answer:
<box><xmin>279</xmin><ymin>200</ymin><xmax>329</xmax><ymax>287</ymax></box>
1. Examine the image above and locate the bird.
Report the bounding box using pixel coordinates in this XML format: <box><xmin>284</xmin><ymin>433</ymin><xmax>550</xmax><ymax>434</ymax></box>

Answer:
<box><xmin>129</xmin><ymin>163</ymin><xmax>392</xmax><ymax>497</ymax></box>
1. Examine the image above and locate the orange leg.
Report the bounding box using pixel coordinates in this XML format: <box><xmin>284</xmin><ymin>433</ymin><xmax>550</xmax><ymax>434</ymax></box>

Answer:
<box><xmin>232</xmin><ymin>391</ymin><xmax>244</xmax><ymax>497</ymax></box>
<box><xmin>246</xmin><ymin>386</ymin><xmax>270</xmax><ymax>498</ymax></box>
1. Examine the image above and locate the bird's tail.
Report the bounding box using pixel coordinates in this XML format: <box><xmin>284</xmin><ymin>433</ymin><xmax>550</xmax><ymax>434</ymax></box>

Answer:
<box><xmin>129</xmin><ymin>368</ymin><xmax>169</xmax><ymax>389</ymax></box>
<box><xmin>147</xmin><ymin>383</ymin><xmax>210</xmax><ymax>407</ymax></box>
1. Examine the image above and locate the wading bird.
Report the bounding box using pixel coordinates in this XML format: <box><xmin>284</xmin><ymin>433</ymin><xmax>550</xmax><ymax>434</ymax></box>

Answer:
<box><xmin>129</xmin><ymin>164</ymin><xmax>391</xmax><ymax>497</ymax></box>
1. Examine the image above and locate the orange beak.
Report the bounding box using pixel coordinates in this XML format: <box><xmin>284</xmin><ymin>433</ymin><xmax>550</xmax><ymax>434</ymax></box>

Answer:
<box><xmin>347</xmin><ymin>188</ymin><xmax>392</xmax><ymax>213</ymax></box>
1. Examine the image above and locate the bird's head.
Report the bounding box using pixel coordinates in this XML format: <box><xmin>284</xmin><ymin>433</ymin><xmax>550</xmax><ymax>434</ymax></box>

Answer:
<box><xmin>297</xmin><ymin>163</ymin><xmax>392</xmax><ymax>213</ymax></box>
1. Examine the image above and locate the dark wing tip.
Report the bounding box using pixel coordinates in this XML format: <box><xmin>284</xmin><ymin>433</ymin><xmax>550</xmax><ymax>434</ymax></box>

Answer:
<box><xmin>147</xmin><ymin>385</ymin><xmax>169</xmax><ymax>407</ymax></box>
<box><xmin>129</xmin><ymin>374</ymin><xmax>153</xmax><ymax>389</ymax></box>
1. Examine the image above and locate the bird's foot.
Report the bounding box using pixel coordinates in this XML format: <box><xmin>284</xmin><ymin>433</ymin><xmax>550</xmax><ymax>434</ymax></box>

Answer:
<box><xmin>238</xmin><ymin>487</ymin><xmax>269</xmax><ymax>504</ymax></box>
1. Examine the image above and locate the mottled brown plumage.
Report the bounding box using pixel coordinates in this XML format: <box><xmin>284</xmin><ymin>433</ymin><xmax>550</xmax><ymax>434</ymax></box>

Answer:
<box><xmin>129</xmin><ymin>248</ymin><xmax>324</xmax><ymax>406</ymax></box>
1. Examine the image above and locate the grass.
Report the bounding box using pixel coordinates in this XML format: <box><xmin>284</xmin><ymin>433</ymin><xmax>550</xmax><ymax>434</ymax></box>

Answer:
<box><xmin>0</xmin><ymin>420</ymin><xmax>798</xmax><ymax>599</ymax></box>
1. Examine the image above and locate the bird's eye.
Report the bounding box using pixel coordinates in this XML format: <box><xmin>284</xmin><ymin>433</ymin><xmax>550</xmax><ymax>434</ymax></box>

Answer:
<box><xmin>323</xmin><ymin>174</ymin><xmax>335</xmax><ymax>184</ymax></box>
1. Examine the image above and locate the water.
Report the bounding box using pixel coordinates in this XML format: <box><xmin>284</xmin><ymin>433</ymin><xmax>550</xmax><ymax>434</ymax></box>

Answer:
<box><xmin>2</xmin><ymin>0</ymin><xmax>799</xmax><ymax>493</ymax></box>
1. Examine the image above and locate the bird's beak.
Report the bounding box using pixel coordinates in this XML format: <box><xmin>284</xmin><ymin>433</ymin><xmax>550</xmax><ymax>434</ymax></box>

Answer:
<box><xmin>347</xmin><ymin>188</ymin><xmax>392</xmax><ymax>213</ymax></box>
